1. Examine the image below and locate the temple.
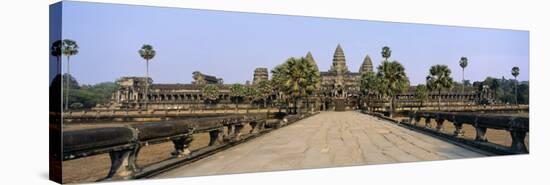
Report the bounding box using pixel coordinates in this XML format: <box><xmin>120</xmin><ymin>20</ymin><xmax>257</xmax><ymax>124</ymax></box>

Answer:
<box><xmin>100</xmin><ymin>44</ymin><xmax>493</xmax><ymax>111</ymax></box>
<box><xmin>317</xmin><ymin>44</ymin><xmax>362</xmax><ymax>110</ymax></box>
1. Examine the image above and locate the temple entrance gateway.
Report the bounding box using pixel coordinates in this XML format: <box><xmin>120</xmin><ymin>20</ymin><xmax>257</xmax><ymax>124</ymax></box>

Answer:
<box><xmin>333</xmin><ymin>98</ymin><xmax>346</xmax><ymax>111</ymax></box>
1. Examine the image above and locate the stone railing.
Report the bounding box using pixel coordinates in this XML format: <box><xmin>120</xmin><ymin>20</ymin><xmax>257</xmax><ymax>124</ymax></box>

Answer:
<box><xmin>366</xmin><ymin>103</ymin><xmax>528</xmax><ymax>112</ymax></box>
<box><xmin>62</xmin><ymin>112</ymin><xmax>319</xmax><ymax>181</ymax></box>
<box><xmin>63</xmin><ymin>108</ymin><xmax>280</xmax><ymax>123</ymax></box>
<box><xmin>404</xmin><ymin>111</ymin><xmax>529</xmax><ymax>154</ymax></box>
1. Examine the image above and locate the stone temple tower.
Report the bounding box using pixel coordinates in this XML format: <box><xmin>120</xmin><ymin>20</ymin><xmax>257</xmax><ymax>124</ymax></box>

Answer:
<box><xmin>359</xmin><ymin>54</ymin><xmax>374</xmax><ymax>74</ymax></box>
<box><xmin>329</xmin><ymin>44</ymin><xmax>349</xmax><ymax>74</ymax></box>
<box><xmin>253</xmin><ymin>67</ymin><xmax>268</xmax><ymax>85</ymax></box>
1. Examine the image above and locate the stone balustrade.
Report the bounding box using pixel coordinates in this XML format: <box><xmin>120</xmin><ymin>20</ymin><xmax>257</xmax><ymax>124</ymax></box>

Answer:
<box><xmin>62</xmin><ymin>112</ymin><xmax>319</xmax><ymax>181</ymax></box>
<box><xmin>406</xmin><ymin>111</ymin><xmax>529</xmax><ymax>154</ymax></box>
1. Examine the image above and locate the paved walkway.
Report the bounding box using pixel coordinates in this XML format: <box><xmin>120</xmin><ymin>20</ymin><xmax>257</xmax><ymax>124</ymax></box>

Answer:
<box><xmin>156</xmin><ymin>111</ymin><xmax>484</xmax><ymax>178</ymax></box>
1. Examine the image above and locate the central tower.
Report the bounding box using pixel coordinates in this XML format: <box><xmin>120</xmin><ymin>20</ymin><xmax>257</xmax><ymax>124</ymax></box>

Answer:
<box><xmin>329</xmin><ymin>44</ymin><xmax>349</xmax><ymax>74</ymax></box>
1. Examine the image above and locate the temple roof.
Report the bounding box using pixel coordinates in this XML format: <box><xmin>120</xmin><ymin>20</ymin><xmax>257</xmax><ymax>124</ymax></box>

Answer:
<box><xmin>359</xmin><ymin>54</ymin><xmax>374</xmax><ymax>74</ymax></box>
<box><xmin>329</xmin><ymin>44</ymin><xmax>349</xmax><ymax>74</ymax></box>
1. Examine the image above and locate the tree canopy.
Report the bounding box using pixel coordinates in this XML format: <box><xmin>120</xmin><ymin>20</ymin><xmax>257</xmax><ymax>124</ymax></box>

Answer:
<box><xmin>139</xmin><ymin>44</ymin><xmax>156</xmax><ymax>61</ymax></box>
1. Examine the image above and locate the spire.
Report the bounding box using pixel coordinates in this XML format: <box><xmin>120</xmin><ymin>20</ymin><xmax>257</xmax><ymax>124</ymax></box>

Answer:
<box><xmin>330</xmin><ymin>44</ymin><xmax>349</xmax><ymax>74</ymax></box>
<box><xmin>305</xmin><ymin>51</ymin><xmax>319</xmax><ymax>71</ymax></box>
<box><xmin>359</xmin><ymin>54</ymin><xmax>374</xmax><ymax>74</ymax></box>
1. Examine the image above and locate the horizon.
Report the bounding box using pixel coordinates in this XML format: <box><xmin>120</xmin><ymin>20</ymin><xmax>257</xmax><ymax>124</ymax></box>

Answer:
<box><xmin>51</xmin><ymin>1</ymin><xmax>529</xmax><ymax>86</ymax></box>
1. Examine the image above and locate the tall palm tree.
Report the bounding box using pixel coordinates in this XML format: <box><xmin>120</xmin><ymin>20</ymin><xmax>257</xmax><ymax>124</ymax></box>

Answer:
<box><xmin>414</xmin><ymin>84</ymin><xmax>428</xmax><ymax>110</ymax></box>
<box><xmin>50</xmin><ymin>40</ymin><xmax>62</xmax><ymax>68</ymax></box>
<box><xmin>271</xmin><ymin>57</ymin><xmax>320</xmax><ymax>113</ymax></box>
<box><xmin>512</xmin><ymin>66</ymin><xmax>520</xmax><ymax>105</ymax></box>
<box><xmin>426</xmin><ymin>65</ymin><xmax>453</xmax><ymax>110</ymax></box>
<box><xmin>459</xmin><ymin>57</ymin><xmax>468</xmax><ymax>94</ymax></box>
<box><xmin>271</xmin><ymin>63</ymin><xmax>290</xmax><ymax>110</ymax></box>
<box><xmin>381</xmin><ymin>46</ymin><xmax>392</xmax><ymax>62</ymax></box>
<box><xmin>376</xmin><ymin>60</ymin><xmax>409</xmax><ymax>117</ymax></box>
<box><xmin>61</xmin><ymin>39</ymin><xmax>79</xmax><ymax>111</ymax></box>
<box><xmin>138</xmin><ymin>44</ymin><xmax>156</xmax><ymax>110</ymax></box>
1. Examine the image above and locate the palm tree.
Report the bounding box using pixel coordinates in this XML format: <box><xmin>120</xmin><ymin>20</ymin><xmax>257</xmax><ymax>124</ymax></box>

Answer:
<box><xmin>512</xmin><ymin>66</ymin><xmax>520</xmax><ymax>105</ymax></box>
<box><xmin>426</xmin><ymin>65</ymin><xmax>453</xmax><ymax>110</ymax></box>
<box><xmin>359</xmin><ymin>71</ymin><xmax>378</xmax><ymax>111</ymax></box>
<box><xmin>376</xmin><ymin>60</ymin><xmax>409</xmax><ymax>117</ymax></box>
<box><xmin>381</xmin><ymin>46</ymin><xmax>392</xmax><ymax>61</ymax></box>
<box><xmin>302</xmin><ymin>60</ymin><xmax>321</xmax><ymax>112</ymax></box>
<box><xmin>271</xmin><ymin>63</ymin><xmax>290</xmax><ymax>111</ymax></box>
<box><xmin>414</xmin><ymin>84</ymin><xmax>429</xmax><ymax>110</ymax></box>
<box><xmin>230</xmin><ymin>84</ymin><xmax>246</xmax><ymax>110</ymax></box>
<box><xmin>138</xmin><ymin>44</ymin><xmax>156</xmax><ymax>110</ymax></box>
<box><xmin>50</xmin><ymin>40</ymin><xmax>62</xmax><ymax>68</ymax></box>
<box><xmin>459</xmin><ymin>57</ymin><xmax>468</xmax><ymax>94</ymax></box>
<box><xmin>61</xmin><ymin>39</ymin><xmax>79</xmax><ymax>111</ymax></box>
<box><xmin>271</xmin><ymin>57</ymin><xmax>320</xmax><ymax>114</ymax></box>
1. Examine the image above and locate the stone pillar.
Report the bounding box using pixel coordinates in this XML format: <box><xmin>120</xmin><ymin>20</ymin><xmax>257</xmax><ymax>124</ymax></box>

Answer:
<box><xmin>224</xmin><ymin>125</ymin><xmax>235</xmax><ymax>141</ymax></box>
<box><xmin>474</xmin><ymin>126</ymin><xmax>487</xmax><ymax>142</ymax></box>
<box><xmin>171</xmin><ymin>136</ymin><xmax>194</xmax><ymax>157</ymax></box>
<box><xmin>233</xmin><ymin>124</ymin><xmax>244</xmax><ymax>140</ymax></box>
<box><xmin>435</xmin><ymin>118</ymin><xmax>445</xmax><ymax>132</ymax></box>
<box><xmin>510</xmin><ymin>130</ymin><xmax>528</xmax><ymax>153</ymax></box>
<box><xmin>249</xmin><ymin>121</ymin><xmax>264</xmax><ymax>134</ymax></box>
<box><xmin>105</xmin><ymin>148</ymin><xmax>139</xmax><ymax>180</ymax></box>
<box><xmin>425</xmin><ymin>117</ymin><xmax>432</xmax><ymax>128</ymax></box>
<box><xmin>208</xmin><ymin>129</ymin><xmax>224</xmax><ymax>146</ymax></box>
<box><xmin>413</xmin><ymin>115</ymin><xmax>421</xmax><ymax>126</ymax></box>
<box><xmin>453</xmin><ymin>122</ymin><xmax>464</xmax><ymax>136</ymax></box>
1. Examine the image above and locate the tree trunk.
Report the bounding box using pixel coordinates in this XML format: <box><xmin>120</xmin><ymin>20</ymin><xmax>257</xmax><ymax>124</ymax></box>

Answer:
<box><xmin>515</xmin><ymin>77</ymin><xmax>518</xmax><ymax>105</ymax></box>
<box><xmin>462</xmin><ymin>68</ymin><xmax>465</xmax><ymax>94</ymax></box>
<box><xmin>294</xmin><ymin>98</ymin><xmax>299</xmax><ymax>114</ymax></box>
<box><xmin>389</xmin><ymin>96</ymin><xmax>394</xmax><ymax>118</ymax></box>
<box><xmin>438</xmin><ymin>89</ymin><xmax>442</xmax><ymax>110</ymax></box>
<box><xmin>144</xmin><ymin>60</ymin><xmax>149</xmax><ymax>110</ymax></box>
<box><xmin>65</xmin><ymin>56</ymin><xmax>70</xmax><ymax>111</ymax></box>
<box><xmin>306</xmin><ymin>97</ymin><xmax>310</xmax><ymax>113</ymax></box>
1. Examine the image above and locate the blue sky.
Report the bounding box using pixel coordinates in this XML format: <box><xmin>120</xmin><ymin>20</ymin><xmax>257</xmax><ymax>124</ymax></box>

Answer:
<box><xmin>54</xmin><ymin>1</ymin><xmax>529</xmax><ymax>85</ymax></box>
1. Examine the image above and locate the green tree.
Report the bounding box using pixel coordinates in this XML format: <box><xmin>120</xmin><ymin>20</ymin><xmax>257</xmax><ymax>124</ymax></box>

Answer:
<box><xmin>518</xmin><ymin>83</ymin><xmax>529</xmax><ymax>104</ymax></box>
<box><xmin>484</xmin><ymin>77</ymin><xmax>500</xmax><ymax>103</ymax></box>
<box><xmin>376</xmin><ymin>60</ymin><xmax>410</xmax><ymax>117</ymax></box>
<box><xmin>426</xmin><ymin>65</ymin><xmax>453</xmax><ymax>110</ymax></box>
<box><xmin>138</xmin><ymin>44</ymin><xmax>156</xmax><ymax>109</ymax></box>
<box><xmin>256</xmin><ymin>80</ymin><xmax>273</xmax><ymax>108</ymax></box>
<box><xmin>271</xmin><ymin>63</ymin><xmax>290</xmax><ymax>109</ymax></box>
<box><xmin>61</xmin><ymin>39</ymin><xmax>79</xmax><ymax>111</ymax></box>
<box><xmin>50</xmin><ymin>40</ymin><xmax>62</xmax><ymax>67</ymax></box>
<box><xmin>230</xmin><ymin>84</ymin><xmax>246</xmax><ymax>109</ymax></box>
<box><xmin>271</xmin><ymin>57</ymin><xmax>320</xmax><ymax>113</ymax></box>
<box><xmin>70</xmin><ymin>102</ymin><xmax>84</xmax><ymax>110</ymax></box>
<box><xmin>381</xmin><ymin>46</ymin><xmax>392</xmax><ymax>61</ymax></box>
<box><xmin>201</xmin><ymin>84</ymin><xmax>220</xmax><ymax>106</ymax></box>
<box><xmin>414</xmin><ymin>84</ymin><xmax>429</xmax><ymax>110</ymax></box>
<box><xmin>61</xmin><ymin>75</ymin><xmax>118</xmax><ymax>109</ymax></box>
<box><xmin>359</xmin><ymin>71</ymin><xmax>378</xmax><ymax>111</ymax></box>
<box><xmin>459</xmin><ymin>57</ymin><xmax>468</xmax><ymax>94</ymax></box>
<box><xmin>245</xmin><ymin>86</ymin><xmax>261</xmax><ymax>112</ymax></box>
<box><xmin>512</xmin><ymin>66</ymin><xmax>520</xmax><ymax>104</ymax></box>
